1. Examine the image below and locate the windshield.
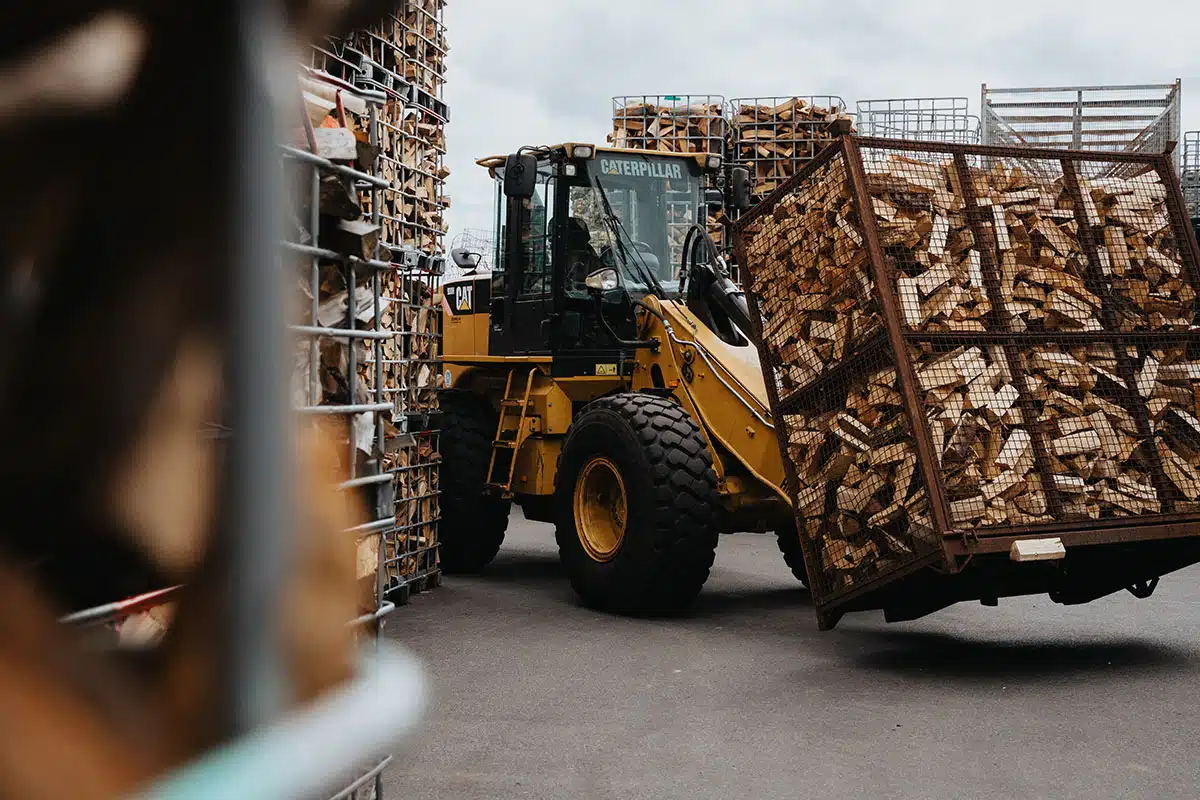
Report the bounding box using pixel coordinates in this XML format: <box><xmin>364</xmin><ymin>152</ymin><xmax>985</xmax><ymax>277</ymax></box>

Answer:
<box><xmin>569</xmin><ymin>153</ymin><xmax>703</xmax><ymax>296</ymax></box>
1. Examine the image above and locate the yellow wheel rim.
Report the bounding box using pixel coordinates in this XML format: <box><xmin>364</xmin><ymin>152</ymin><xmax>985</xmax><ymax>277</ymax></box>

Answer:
<box><xmin>573</xmin><ymin>457</ymin><xmax>628</xmax><ymax>563</ymax></box>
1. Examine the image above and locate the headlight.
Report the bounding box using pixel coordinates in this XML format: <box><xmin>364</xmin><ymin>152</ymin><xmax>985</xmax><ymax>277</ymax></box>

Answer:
<box><xmin>573</xmin><ymin>144</ymin><xmax>595</xmax><ymax>159</ymax></box>
<box><xmin>585</xmin><ymin>268</ymin><xmax>620</xmax><ymax>292</ymax></box>
<box><xmin>706</xmin><ymin>154</ymin><xmax>723</xmax><ymax>170</ymax></box>
<box><xmin>564</xmin><ymin>164</ymin><xmax>578</xmax><ymax>177</ymax></box>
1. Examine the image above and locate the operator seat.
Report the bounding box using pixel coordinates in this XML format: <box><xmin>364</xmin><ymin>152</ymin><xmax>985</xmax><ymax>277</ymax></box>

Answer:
<box><xmin>564</xmin><ymin>217</ymin><xmax>602</xmax><ymax>294</ymax></box>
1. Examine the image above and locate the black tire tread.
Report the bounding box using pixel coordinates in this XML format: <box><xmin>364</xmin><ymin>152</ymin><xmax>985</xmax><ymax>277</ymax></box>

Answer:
<box><xmin>556</xmin><ymin>393</ymin><xmax>719</xmax><ymax>610</ymax></box>
<box><xmin>438</xmin><ymin>389</ymin><xmax>510</xmax><ymax>573</ymax></box>
<box><xmin>775</xmin><ymin>525</ymin><xmax>809</xmax><ymax>587</ymax></box>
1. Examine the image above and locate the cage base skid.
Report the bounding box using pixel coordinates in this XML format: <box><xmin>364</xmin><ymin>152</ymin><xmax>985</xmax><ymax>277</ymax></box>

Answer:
<box><xmin>736</xmin><ymin>134</ymin><xmax>1200</xmax><ymax>623</ymax></box>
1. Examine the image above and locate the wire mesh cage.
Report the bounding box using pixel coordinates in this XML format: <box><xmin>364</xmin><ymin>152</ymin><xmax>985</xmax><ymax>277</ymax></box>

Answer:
<box><xmin>981</xmin><ymin>82</ymin><xmax>1183</xmax><ymax>176</ymax></box>
<box><xmin>736</xmin><ymin>135</ymin><xmax>1200</xmax><ymax>622</ymax></box>
<box><xmin>610</xmin><ymin>94</ymin><xmax>728</xmax><ymax>154</ymax></box>
<box><xmin>856</xmin><ymin>97</ymin><xmax>980</xmax><ymax>147</ymax></box>
<box><xmin>1184</xmin><ymin>131</ymin><xmax>1200</xmax><ymax>219</ymax></box>
<box><xmin>285</xmin><ymin>74</ymin><xmax>399</xmax><ymax>800</ymax></box>
<box><xmin>449</xmin><ymin>228</ymin><xmax>496</xmax><ymax>275</ymax></box>
<box><xmin>729</xmin><ymin>95</ymin><xmax>850</xmax><ymax>202</ymax></box>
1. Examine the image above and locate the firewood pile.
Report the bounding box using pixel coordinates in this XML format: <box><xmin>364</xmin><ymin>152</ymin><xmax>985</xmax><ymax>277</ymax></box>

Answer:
<box><xmin>785</xmin><ymin>362</ymin><xmax>937</xmax><ymax>594</ymax></box>
<box><xmin>730</xmin><ymin>96</ymin><xmax>853</xmax><ymax>200</ymax></box>
<box><xmin>742</xmin><ymin>154</ymin><xmax>884</xmax><ymax>398</ymax></box>
<box><xmin>738</xmin><ymin>136</ymin><xmax>1200</xmax><ymax>602</ymax></box>
<box><xmin>610</xmin><ymin>96</ymin><xmax>728</xmax><ymax>154</ymax></box>
<box><xmin>383</xmin><ymin>432</ymin><xmax>442</xmax><ymax>590</ymax></box>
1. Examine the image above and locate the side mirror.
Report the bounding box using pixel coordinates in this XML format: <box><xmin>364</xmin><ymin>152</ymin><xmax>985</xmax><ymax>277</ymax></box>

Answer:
<box><xmin>704</xmin><ymin>189</ymin><xmax>724</xmax><ymax>211</ymax></box>
<box><xmin>730</xmin><ymin>166</ymin><xmax>752</xmax><ymax>211</ymax></box>
<box><xmin>451</xmin><ymin>248</ymin><xmax>482</xmax><ymax>274</ymax></box>
<box><xmin>585</xmin><ymin>267</ymin><xmax>620</xmax><ymax>294</ymax></box>
<box><xmin>503</xmin><ymin>153</ymin><xmax>538</xmax><ymax>199</ymax></box>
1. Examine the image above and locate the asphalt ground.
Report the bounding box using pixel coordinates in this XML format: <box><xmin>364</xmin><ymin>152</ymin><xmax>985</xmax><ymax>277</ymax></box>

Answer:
<box><xmin>384</xmin><ymin>509</ymin><xmax>1200</xmax><ymax>799</ymax></box>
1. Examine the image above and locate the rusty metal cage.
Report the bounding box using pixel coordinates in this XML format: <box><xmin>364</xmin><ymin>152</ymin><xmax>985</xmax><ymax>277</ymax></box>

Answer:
<box><xmin>856</xmin><ymin>97</ymin><xmax>980</xmax><ymax>147</ymax></box>
<box><xmin>610</xmin><ymin>94</ymin><xmax>728</xmax><ymax>155</ymax></box>
<box><xmin>981</xmin><ymin>82</ymin><xmax>1183</xmax><ymax>174</ymax></box>
<box><xmin>736</xmin><ymin>135</ymin><xmax>1200</xmax><ymax>628</ymax></box>
<box><xmin>1184</xmin><ymin>131</ymin><xmax>1199</xmax><ymax>219</ymax></box>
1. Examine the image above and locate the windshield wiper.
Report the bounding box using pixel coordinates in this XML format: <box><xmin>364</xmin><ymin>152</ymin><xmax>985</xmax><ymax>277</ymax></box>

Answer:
<box><xmin>592</xmin><ymin>175</ymin><xmax>665</xmax><ymax>297</ymax></box>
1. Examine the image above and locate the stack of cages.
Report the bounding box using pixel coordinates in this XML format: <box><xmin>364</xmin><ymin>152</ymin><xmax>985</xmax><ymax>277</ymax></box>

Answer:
<box><xmin>287</xmin><ymin>63</ymin><xmax>399</xmax><ymax>799</ymax></box>
<box><xmin>610</xmin><ymin>94</ymin><xmax>731</xmax><ymax>268</ymax></box>
<box><xmin>982</xmin><ymin>82</ymin><xmax>1182</xmax><ymax>170</ymax></box>
<box><xmin>1184</xmin><ymin>131</ymin><xmax>1199</xmax><ymax>224</ymax></box>
<box><xmin>735</xmin><ymin>135</ymin><xmax>1200</xmax><ymax>630</ymax></box>
<box><xmin>856</xmin><ymin>97</ymin><xmax>981</xmax><ymax>148</ymax></box>
<box><xmin>307</xmin><ymin>3</ymin><xmax>447</xmax><ymax>605</ymax></box>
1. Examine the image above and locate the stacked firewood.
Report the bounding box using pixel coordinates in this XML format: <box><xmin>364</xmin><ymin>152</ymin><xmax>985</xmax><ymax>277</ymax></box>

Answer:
<box><xmin>866</xmin><ymin>150</ymin><xmax>1200</xmax><ymax>527</ymax></box>
<box><xmin>744</xmin><ymin>157</ymin><xmax>884</xmax><ymax>397</ymax></box>
<box><xmin>610</xmin><ymin>98</ymin><xmax>728</xmax><ymax>154</ymax></box>
<box><xmin>732</xmin><ymin>97</ymin><xmax>854</xmax><ymax>199</ymax></box>
<box><xmin>785</xmin><ymin>366</ymin><xmax>936</xmax><ymax>592</ymax></box>
<box><xmin>909</xmin><ymin>343</ymin><xmax>1051</xmax><ymax>529</ymax></box>
<box><xmin>375</xmin><ymin>110</ymin><xmax>450</xmax><ymax>255</ymax></box>
<box><xmin>382</xmin><ymin>432</ymin><xmax>441</xmax><ymax>587</ymax></box>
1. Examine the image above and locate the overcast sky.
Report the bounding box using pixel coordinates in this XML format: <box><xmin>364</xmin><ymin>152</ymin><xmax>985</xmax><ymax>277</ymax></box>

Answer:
<box><xmin>441</xmin><ymin>0</ymin><xmax>1200</xmax><ymax>252</ymax></box>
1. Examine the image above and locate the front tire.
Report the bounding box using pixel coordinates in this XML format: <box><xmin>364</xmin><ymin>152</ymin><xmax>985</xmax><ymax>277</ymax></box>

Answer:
<box><xmin>776</xmin><ymin>523</ymin><xmax>809</xmax><ymax>587</ymax></box>
<box><xmin>438</xmin><ymin>390</ymin><xmax>510</xmax><ymax>573</ymax></box>
<box><xmin>555</xmin><ymin>393</ymin><xmax>719</xmax><ymax>611</ymax></box>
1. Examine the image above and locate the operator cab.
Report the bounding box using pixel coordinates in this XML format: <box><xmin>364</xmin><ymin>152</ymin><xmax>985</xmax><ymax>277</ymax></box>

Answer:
<box><xmin>447</xmin><ymin>143</ymin><xmax>749</xmax><ymax>376</ymax></box>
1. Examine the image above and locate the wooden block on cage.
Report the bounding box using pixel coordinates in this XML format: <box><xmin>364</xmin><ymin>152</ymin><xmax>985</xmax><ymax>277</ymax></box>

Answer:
<box><xmin>321</xmin><ymin>219</ymin><xmax>384</xmax><ymax>261</ymax></box>
<box><xmin>319</xmin><ymin>175</ymin><xmax>363</xmax><ymax>220</ymax></box>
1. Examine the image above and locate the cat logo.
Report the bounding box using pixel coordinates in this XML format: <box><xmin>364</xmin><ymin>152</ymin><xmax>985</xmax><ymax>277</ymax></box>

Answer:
<box><xmin>455</xmin><ymin>284</ymin><xmax>474</xmax><ymax>313</ymax></box>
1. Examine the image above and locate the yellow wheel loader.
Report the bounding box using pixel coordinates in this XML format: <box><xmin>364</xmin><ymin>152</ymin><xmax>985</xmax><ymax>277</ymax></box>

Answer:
<box><xmin>440</xmin><ymin>143</ymin><xmax>805</xmax><ymax>610</ymax></box>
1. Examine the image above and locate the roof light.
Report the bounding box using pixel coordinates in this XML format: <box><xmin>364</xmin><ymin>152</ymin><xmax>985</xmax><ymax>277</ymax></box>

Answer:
<box><xmin>706</xmin><ymin>154</ymin><xmax>723</xmax><ymax>170</ymax></box>
<box><xmin>573</xmin><ymin>144</ymin><xmax>595</xmax><ymax>159</ymax></box>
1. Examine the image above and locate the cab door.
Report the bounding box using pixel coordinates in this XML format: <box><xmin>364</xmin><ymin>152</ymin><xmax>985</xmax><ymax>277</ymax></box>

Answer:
<box><xmin>489</xmin><ymin>170</ymin><xmax>557</xmax><ymax>356</ymax></box>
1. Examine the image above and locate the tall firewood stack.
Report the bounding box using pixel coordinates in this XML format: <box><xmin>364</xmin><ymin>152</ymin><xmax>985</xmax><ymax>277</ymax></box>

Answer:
<box><xmin>304</xmin><ymin>2</ymin><xmax>448</xmax><ymax>594</ymax></box>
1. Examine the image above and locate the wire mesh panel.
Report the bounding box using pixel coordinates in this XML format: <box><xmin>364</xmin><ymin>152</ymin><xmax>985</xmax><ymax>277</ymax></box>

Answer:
<box><xmin>741</xmin><ymin>149</ymin><xmax>884</xmax><ymax>401</ymax></box>
<box><xmin>738</xmin><ymin>134</ymin><xmax>1200</xmax><ymax>616</ymax></box>
<box><xmin>1184</xmin><ymin>131</ymin><xmax>1200</xmax><ymax>219</ymax></box>
<box><xmin>782</xmin><ymin>349</ymin><xmax>940</xmax><ymax>599</ymax></box>
<box><xmin>449</xmin><ymin>228</ymin><xmax>495</xmax><ymax>274</ymax></box>
<box><xmin>856</xmin><ymin>98</ymin><xmax>980</xmax><ymax>147</ymax></box>
<box><xmin>730</xmin><ymin>96</ymin><xmax>849</xmax><ymax>202</ymax></box>
<box><xmin>981</xmin><ymin>82</ymin><xmax>1183</xmax><ymax>174</ymax></box>
<box><xmin>610</xmin><ymin>95</ymin><xmax>728</xmax><ymax>154</ymax></box>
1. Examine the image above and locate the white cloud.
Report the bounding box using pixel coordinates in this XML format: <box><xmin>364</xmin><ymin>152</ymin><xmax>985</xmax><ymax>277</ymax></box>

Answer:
<box><xmin>444</xmin><ymin>0</ymin><xmax>1200</xmax><ymax>247</ymax></box>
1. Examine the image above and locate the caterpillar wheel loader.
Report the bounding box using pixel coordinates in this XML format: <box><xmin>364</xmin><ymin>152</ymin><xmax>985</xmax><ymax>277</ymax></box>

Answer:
<box><xmin>439</xmin><ymin>143</ymin><xmax>804</xmax><ymax>610</ymax></box>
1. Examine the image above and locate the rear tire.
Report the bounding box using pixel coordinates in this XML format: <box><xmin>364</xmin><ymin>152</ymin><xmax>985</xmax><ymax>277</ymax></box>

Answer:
<box><xmin>555</xmin><ymin>393</ymin><xmax>719</xmax><ymax>611</ymax></box>
<box><xmin>438</xmin><ymin>390</ymin><xmax>510</xmax><ymax>573</ymax></box>
<box><xmin>776</xmin><ymin>524</ymin><xmax>809</xmax><ymax>588</ymax></box>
